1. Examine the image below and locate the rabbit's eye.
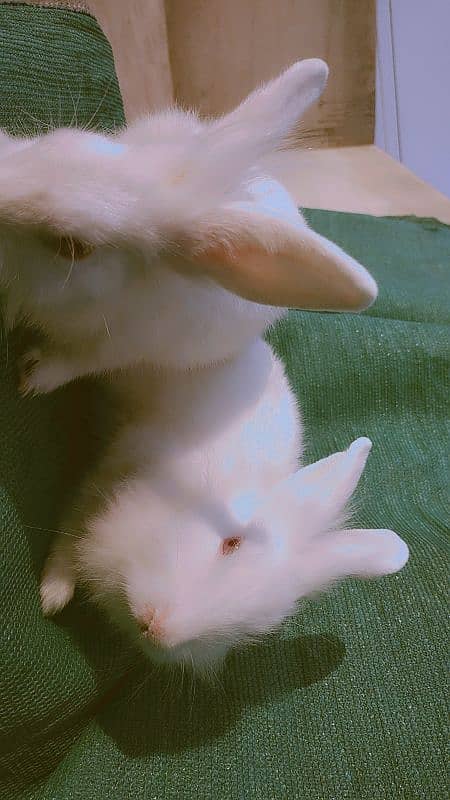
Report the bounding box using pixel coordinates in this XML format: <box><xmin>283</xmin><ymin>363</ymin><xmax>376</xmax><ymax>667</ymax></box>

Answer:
<box><xmin>59</xmin><ymin>236</ymin><xmax>95</xmax><ymax>260</ymax></box>
<box><xmin>41</xmin><ymin>231</ymin><xmax>95</xmax><ymax>260</ymax></box>
<box><xmin>222</xmin><ymin>536</ymin><xmax>242</xmax><ymax>556</ymax></box>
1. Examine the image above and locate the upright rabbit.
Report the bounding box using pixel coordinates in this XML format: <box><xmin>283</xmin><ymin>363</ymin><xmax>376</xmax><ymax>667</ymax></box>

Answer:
<box><xmin>0</xmin><ymin>60</ymin><xmax>409</xmax><ymax>671</ymax></box>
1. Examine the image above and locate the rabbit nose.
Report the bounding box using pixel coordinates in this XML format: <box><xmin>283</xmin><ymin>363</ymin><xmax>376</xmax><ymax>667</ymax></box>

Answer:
<box><xmin>136</xmin><ymin>606</ymin><xmax>165</xmax><ymax>645</ymax></box>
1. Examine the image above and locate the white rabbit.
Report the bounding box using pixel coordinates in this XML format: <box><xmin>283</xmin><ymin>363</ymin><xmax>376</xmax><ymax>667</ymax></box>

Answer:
<box><xmin>0</xmin><ymin>59</ymin><xmax>376</xmax><ymax>393</ymax></box>
<box><xmin>0</xmin><ymin>59</ymin><xmax>408</xmax><ymax>670</ymax></box>
<box><xmin>40</xmin><ymin>356</ymin><xmax>408</xmax><ymax>673</ymax></box>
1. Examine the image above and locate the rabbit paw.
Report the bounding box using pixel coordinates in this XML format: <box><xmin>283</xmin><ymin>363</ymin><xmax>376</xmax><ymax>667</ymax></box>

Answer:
<box><xmin>18</xmin><ymin>348</ymin><xmax>72</xmax><ymax>395</ymax></box>
<box><xmin>40</xmin><ymin>569</ymin><xmax>75</xmax><ymax>616</ymax></box>
<box><xmin>40</xmin><ymin>530</ymin><xmax>77</xmax><ymax>615</ymax></box>
<box><xmin>18</xmin><ymin>348</ymin><xmax>43</xmax><ymax>395</ymax></box>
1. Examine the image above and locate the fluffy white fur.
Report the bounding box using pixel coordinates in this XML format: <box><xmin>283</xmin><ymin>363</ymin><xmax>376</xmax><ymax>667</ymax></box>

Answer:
<box><xmin>40</xmin><ymin>350</ymin><xmax>408</xmax><ymax>672</ymax></box>
<box><xmin>0</xmin><ymin>59</ymin><xmax>409</xmax><ymax>671</ymax></box>
<box><xmin>0</xmin><ymin>59</ymin><xmax>376</xmax><ymax>390</ymax></box>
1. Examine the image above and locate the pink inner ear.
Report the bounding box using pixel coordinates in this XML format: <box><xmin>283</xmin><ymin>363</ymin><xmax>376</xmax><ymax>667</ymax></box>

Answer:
<box><xmin>188</xmin><ymin>211</ymin><xmax>378</xmax><ymax>311</ymax></box>
<box><xmin>195</xmin><ymin>240</ymin><xmax>281</xmax><ymax>302</ymax></box>
<box><xmin>195</xmin><ymin>241</ymin><xmax>243</xmax><ymax>278</ymax></box>
<box><xmin>58</xmin><ymin>236</ymin><xmax>95</xmax><ymax>261</ymax></box>
<box><xmin>222</xmin><ymin>536</ymin><xmax>242</xmax><ymax>555</ymax></box>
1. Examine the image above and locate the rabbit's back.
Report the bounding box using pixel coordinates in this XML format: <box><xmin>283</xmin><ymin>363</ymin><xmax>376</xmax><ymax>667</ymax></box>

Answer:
<box><xmin>106</xmin><ymin>337</ymin><xmax>302</xmax><ymax>509</ymax></box>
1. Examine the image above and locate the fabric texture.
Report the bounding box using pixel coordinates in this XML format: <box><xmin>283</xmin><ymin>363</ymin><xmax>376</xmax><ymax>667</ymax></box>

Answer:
<box><xmin>1</xmin><ymin>1</ymin><xmax>90</xmax><ymax>15</ymax></box>
<box><xmin>0</xmin><ymin>4</ymin><xmax>448</xmax><ymax>799</ymax></box>
<box><xmin>0</xmin><ymin>4</ymin><xmax>123</xmax><ymax>138</ymax></box>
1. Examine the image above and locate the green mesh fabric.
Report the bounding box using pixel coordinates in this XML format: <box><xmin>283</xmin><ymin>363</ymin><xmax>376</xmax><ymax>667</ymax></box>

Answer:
<box><xmin>0</xmin><ymin>4</ymin><xmax>448</xmax><ymax>799</ymax></box>
<box><xmin>0</xmin><ymin>3</ymin><xmax>124</xmax><ymax>136</ymax></box>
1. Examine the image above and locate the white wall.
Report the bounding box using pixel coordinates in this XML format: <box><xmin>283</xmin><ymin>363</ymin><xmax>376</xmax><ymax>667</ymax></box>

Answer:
<box><xmin>376</xmin><ymin>0</ymin><xmax>450</xmax><ymax>198</ymax></box>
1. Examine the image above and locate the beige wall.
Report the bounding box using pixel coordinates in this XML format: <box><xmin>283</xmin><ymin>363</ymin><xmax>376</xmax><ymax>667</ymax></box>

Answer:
<box><xmin>89</xmin><ymin>1</ymin><xmax>375</xmax><ymax>147</ymax></box>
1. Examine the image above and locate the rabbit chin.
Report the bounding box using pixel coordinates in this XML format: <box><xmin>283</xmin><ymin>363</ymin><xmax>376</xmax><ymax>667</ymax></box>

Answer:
<box><xmin>140</xmin><ymin>636</ymin><xmax>231</xmax><ymax>674</ymax></box>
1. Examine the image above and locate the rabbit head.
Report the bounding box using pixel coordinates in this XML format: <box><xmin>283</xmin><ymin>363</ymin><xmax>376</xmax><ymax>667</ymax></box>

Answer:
<box><xmin>73</xmin><ymin>438</ymin><xmax>408</xmax><ymax>673</ymax></box>
<box><xmin>0</xmin><ymin>59</ymin><xmax>376</xmax><ymax>372</ymax></box>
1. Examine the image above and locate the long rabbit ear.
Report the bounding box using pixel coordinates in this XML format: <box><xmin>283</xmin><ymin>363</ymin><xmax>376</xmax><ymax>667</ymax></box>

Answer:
<box><xmin>184</xmin><ymin>204</ymin><xmax>378</xmax><ymax>312</ymax></box>
<box><xmin>196</xmin><ymin>59</ymin><xmax>329</xmax><ymax>189</ymax></box>
<box><xmin>295</xmin><ymin>437</ymin><xmax>373</xmax><ymax>508</ymax></box>
<box><xmin>215</xmin><ymin>59</ymin><xmax>328</xmax><ymax>153</ymax></box>
<box><xmin>183</xmin><ymin>61</ymin><xmax>376</xmax><ymax>312</ymax></box>
<box><xmin>259</xmin><ymin>437</ymin><xmax>374</xmax><ymax>539</ymax></box>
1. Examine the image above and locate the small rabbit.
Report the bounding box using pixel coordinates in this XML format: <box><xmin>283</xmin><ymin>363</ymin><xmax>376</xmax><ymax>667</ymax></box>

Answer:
<box><xmin>40</xmin><ymin>359</ymin><xmax>408</xmax><ymax>673</ymax></box>
<box><xmin>0</xmin><ymin>59</ymin><xmax>376</xmax><ymax>393</ymax></box>
<box><xmin>0</xmin><ymin>59</ymin><xmax>409</xmax><ymax>670</ymax></box>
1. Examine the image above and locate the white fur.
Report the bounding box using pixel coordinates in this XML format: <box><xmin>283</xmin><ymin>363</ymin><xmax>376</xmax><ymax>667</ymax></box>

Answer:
<box><xmin>40</xmin><ymin>347</ymin><xmax>408</xmax><ymax>672</ymax></box>
<box><xmin>0</xmin><ymin>60</ymin><xmax>409</xmax><ymax>671</ymax></box>
<box><xmin>0</xmin><ymin>59</ymin><xmax>376</xmax><ymax>390</ymax></box>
